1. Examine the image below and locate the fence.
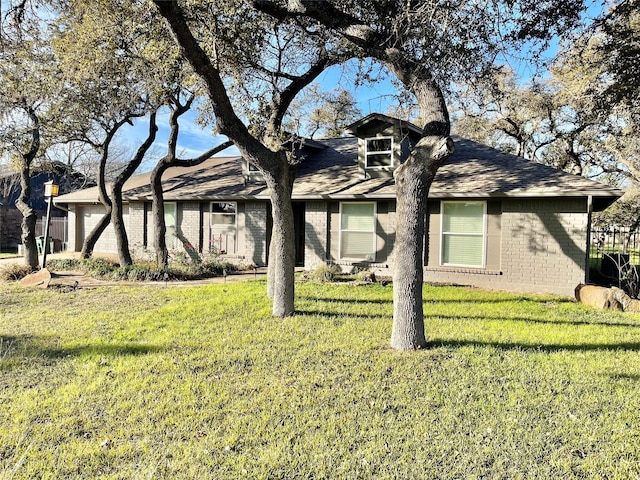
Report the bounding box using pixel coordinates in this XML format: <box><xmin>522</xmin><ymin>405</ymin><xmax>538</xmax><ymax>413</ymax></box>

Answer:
<box><xmin>35</xmin><ymin>217</ymin><xmax>68</xmax><ymax>251</ymax></box>
<box><xmin>590</xmin><ymin>227</ymin><xmax>640</xmax><ymax>266</ymax></box>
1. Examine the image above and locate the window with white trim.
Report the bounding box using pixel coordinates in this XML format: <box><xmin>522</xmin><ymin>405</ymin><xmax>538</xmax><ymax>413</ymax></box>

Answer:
<box><xmin>441</xmin><ymin>201</ymin><xmax>486</xmax><ymax>267</ymax></box>
<box><xmin>210</xmin><ymin>202</ymin><xmax>237</xmax><ymax>254</ymax></box>
<box><xmin>365</xmin><ymin>137</ymin><xmax>393</xmax><ymax>168</ymax></box>
<box><xmin>340</xmin><ymin>202</ymin><xmax>376</xmax><ymax>261</ymax></box>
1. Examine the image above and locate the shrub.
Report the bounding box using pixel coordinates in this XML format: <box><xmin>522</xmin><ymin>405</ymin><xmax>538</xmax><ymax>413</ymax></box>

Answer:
<box><xmin>309</xmin><ymin>262</ymin><xmax>343</xmax><ymax>282</ymax></box>
<box><xmin>198</xmin><ymin>254</ymin><xmax>238</xmax><ymax>277</ymax></box>
<box><xmin>46</xmin><ymin>258</ymin><xmax>83</xmax><ymax>271</ymax></box>
<box><xmin>27</xmin><ymin>253</ymin><xmax>242</xmax><ymax>283</ymax></box>
<box><xmin>356</xmin><ymin>270</ymin><xmax>376</xmax><ymax>283</ymax></box>
<box><xmin>81</xmin><ymin>258</ymin><xmax>119</xmax><ymax>277</ymax></box>
<box><xmin>0</xmin><ymin>263</ymin><xmax>34</xmax><ymax>281</ymax></box>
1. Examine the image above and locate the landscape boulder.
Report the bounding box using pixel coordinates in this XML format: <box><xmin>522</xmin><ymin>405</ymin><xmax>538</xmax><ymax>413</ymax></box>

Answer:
<box><xmin>575</xmin><ymin>284</ymin><xmax>640</xmax><ymax>312</ymax></box>
<box><xmin>19</xmin><ymin>268</ymin><xmax>52</xmax><ymax>289</ymax></box>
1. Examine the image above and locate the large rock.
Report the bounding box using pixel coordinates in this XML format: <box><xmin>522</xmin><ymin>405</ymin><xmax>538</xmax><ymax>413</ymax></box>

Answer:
<box><xmin>575</xmin><ymin>284</ymin><xmax>640</xmax><ymax>312</ymax></box>
<box><xmin>19</xmin><ymin>268</ymin><xmax>52</xmax><ymax>288</ymax></box>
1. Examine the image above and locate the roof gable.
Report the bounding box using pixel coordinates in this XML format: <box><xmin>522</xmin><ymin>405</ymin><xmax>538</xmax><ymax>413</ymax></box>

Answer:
<box><xmin>346</xmin><ymin>113</ymin><xmax>423</xmax><ymax>136</ymax></box>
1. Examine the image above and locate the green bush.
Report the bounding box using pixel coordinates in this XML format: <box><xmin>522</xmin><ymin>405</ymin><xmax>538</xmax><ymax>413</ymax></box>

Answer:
<box><xmin>46</xmin><ymin>258</ymin><xmax>84</xmax><ymax>271</ymax></box>
<box><xmin>197</xmin><ymin>254</ymin><xmax>237</xmax><ymax>277</ymax></box>
<box><xmin>80</xmin><ymin>257</ymin><xmax>119</xmax><ymax>277</ymax></box>
<box><xmin>356</xmin><ymin>269</ymin><xmax>376</xmax><ymax>283</ymax></box>
<box><xmin>308</xmin><ymin>262</ymin><xmax>343</xmax><ymax>282</ymax></box>
<box><xmin>37</xmin><ymin>253</ymin><xmax>243</xmax><ymax>283</ymax></box>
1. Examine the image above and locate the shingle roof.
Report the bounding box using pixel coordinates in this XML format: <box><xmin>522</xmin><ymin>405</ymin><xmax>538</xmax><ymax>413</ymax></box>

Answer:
<box><xmin>55</xmin><ymin>135</ymin><xmax>622</xmax><ymax>205</ymax></box>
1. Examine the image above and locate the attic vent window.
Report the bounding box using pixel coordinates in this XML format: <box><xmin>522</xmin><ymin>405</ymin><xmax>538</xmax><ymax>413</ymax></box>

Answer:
<box><xmin>365</xmin><ymin>137</ymin><xmax>393</xmax><ymax>168</ymax></box>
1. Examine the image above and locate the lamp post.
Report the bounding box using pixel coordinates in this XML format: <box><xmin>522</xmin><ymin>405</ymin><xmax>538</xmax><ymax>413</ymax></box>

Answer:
<box><xmin>41</xmin><ymin>180</ymin><xmax>59</xmax><ymax>269</ymax></box>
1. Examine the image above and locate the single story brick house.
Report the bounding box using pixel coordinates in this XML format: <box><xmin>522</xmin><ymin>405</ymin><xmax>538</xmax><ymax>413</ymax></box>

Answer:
<box><xmin>55</xmin><ymin>114</ymin><xmax>622</xmax><ymax>296</ymax></box>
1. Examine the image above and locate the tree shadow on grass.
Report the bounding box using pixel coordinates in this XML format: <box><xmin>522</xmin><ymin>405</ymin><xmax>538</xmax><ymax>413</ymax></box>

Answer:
<box><xmin>42</xmin><ymin>343</ymin><xmax>163</xmax><ymax>359</ymax></box>
<box><xmin>432</xmin><ymin>313</ymin><xmax>640</xmax><ymax>330</ymax></box>
<box><xmin>423</xmin><ymin>296</ymin><xmax>575</xmax><ymax>305</ymax></box>
<box><xmin>428</xmin><ymin>338</ymin><xmax>640</xmax><ymax>352</ymax></box>
<box><xmin>298</xmin><ymin>294</ymin><xmax>573</xmax><ymax>306</ymax></box>
<box><xmin>297</xmin><ymin>295</ymin><xmax>392</xmax><ymax>305</ymax></box>
<box><xmin>609</xmin><ymin>373</ymin><xmax>640</xmax><ymax>381</ymax></box>
<box><xmin>1</xmin><ymin>335</ymin><xmax>163</xmax><ymax>362</ymax></box>
<box><xmin>294</xmin><ymin>309</ymin><xmax>390</xmax><ymax>321</ymax></box>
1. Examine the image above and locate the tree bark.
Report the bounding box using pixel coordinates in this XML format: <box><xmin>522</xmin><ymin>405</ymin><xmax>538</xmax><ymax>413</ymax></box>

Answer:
<box><xmin>15</xmin><ymin>106</ymin><xmax>41</xmax><ymax>270</ymax></box>
<box><xmin>16</xmin><ymin>164</ymin><xmax>38</xmax><ymax>269</ymax></box>
<box><xmin>149</xmin><ymin>93</ymin><xmax>232</xmax><ymax>269</ymax></box>
<box><xmin>266</xmin><ymin>230</ymin><xmax>277</xmax><ymax>298</ymax></box>
<box><xmin>151</xmin><ymin>162</ymin><xmax>170</xmax><ymax>268</ymax></box>
<box><xmin>110</xmin><ymin>112</ymin><xmax>158</xmax><ymax>267</ymax></box>
<box><xmin>250</xmin><ymin>0</ymin><xmax>457</xmax><ymax>347</ymax></box>
<box><xmin>387</xmin><ymin>66</ymin><xmax>454</xmax><ymax>350</ymax></box>
<box><xmin>80</xmin><ymin>120</ymin><xmax>125</xmax><ymax>259</ymax></box>
<box><xmin>391</xmin><ymin>135</ymin><xmax>453</xmax><ymax>350</ymax></box>
<box><xmin>264</xmin><ymin>164</ymin><xmax>296</xmax><ymax>317</ymax></box>
<box><xmin>111</xmin><ymin>182</ymin><xmax>133</xmax><ymax>266</ymax></box>
<box><xmin>152</xmin><ymin>1</ymin><xmax>307</xmax><ymax>317</ymax></box>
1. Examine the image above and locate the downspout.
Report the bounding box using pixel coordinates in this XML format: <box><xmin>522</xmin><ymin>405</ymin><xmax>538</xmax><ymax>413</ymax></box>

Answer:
<box><xmin>585</xmin><ymin>195</ymin><xmax>593</xmax><ymax>284</ymax></box>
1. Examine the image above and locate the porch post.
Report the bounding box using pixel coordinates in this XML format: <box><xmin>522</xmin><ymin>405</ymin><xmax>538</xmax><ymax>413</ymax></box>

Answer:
<box><xmin>585</xmin><ymin>195</ymin><xmax>593</xmax><ymax>285</ymax></box>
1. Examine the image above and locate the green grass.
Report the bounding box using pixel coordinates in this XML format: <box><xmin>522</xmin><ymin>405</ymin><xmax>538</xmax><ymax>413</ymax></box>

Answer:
<box><xmin>2</xmin><ymin>281</ymin><xmax>640</xmax><ymax>478</ymax></box>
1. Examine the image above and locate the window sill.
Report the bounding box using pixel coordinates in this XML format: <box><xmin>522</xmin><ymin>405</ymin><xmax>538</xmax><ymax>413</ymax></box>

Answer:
<box><xmin>426</xmin><ymin>266</ymin><xmax>502</xmax><ymax>276</ymax></box>
<box><xmin>333</xmin><ymin>260</ymin><xmax>388</xmax><ymax>268</ymax></box>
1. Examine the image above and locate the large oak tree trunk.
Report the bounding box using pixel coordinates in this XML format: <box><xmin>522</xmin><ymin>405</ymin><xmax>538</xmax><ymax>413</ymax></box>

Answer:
<box><xmin>16</xmin><ymin>164</ymin><xmax>38</xmax><ymax>269</ymax></box>
<box><xmin>15</xmin><ymin>106</ymin><xmax>41</xmax><ymax>270</ymax></box>
<box><xmin>388</xmin><ymin>68</ymin><xmax>454</xmax><ymax>351</ymax></box>
<box><xmin>391</xmin><ymin>136</ymin><xmax>453</xmax><ymax>350</ymax></box>
<box><xmin>151</xmin><ymin>164</ymin><xmax>170</xmax><ymax>268</ymax></box>
<box><xmin>80</xmin><ymin>135</ymin><xmax>112</xmax><ymax>259</ymax></box>
<box><xmin>111</xmin><ymin>112</ymin><xmax>157</xmax><ymax>267</ymax></box>
<box><xmin>111</xmin><ymin>183</ymin><xmax>132</xmax><ymax>266</ymax></box>
<box><xmin>264</xmin><ymin>166</ymin><xmax>296</xmax><ymax>317</ymax></box>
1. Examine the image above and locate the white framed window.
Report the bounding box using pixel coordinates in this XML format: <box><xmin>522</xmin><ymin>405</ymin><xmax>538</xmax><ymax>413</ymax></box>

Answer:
<box><xmin>365</xmin><ymin>137</ymin><xmax>394</xmax><ymax>168</ymax></box>
<box><xmin>164</xmin><ymin>202</ymin><xmax>177</xmax><ymax>249</ymax></box>
<box><xmin>339</xmin><ymin>202</ymin><xmax>376</xmax><ymax>261</ymax></box>
<box><xmin>440</xmin><ymin>201</ymin><xmax>486</xmax><ymax>267</ymax></box>
<box><xmin>210</xmin><ymin>202</ymin><xmax>237</xmax><ymax>254</ymax></box>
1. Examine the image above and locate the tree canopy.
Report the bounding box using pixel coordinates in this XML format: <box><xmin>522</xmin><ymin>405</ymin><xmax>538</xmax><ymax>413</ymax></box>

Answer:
<box><xmin>454</xmin><ymin>0</ymin><xmax>639</xmax><ymax>193</ymax></box>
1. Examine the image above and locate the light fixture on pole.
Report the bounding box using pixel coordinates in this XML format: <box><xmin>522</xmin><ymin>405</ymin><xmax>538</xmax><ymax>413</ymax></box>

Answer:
<box><xmin>41</xmin><ymin>180</ymin><xmax>59</xmax><ymax>269</ymax></box>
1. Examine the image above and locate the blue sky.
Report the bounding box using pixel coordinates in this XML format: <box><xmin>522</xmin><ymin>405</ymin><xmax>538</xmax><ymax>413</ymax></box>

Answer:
<box><xmin>122</xmin><ymin>61</ymin><xmax>401</xmax><ymax>173</ymax></box>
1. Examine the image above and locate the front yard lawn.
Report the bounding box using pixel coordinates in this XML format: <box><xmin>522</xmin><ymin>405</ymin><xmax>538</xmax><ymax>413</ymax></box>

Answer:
<box><xmin>1</xmin><ymin>281</ymin><xmax>640</xmax><ymax>478</ymax></box>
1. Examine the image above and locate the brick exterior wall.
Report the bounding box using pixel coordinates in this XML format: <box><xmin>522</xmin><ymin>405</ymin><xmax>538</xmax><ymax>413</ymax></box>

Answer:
<box><xmin>128</xmin><ymin>203</ymin><xmax>146</xmax><ymax>250</ymax></box>
<box><xmin>79</xmin><ymin>204</ymin><xmax>124</xmax><ymax>254</ymax></box>
<box><xmin>499</xmin><ymin>199</ymin><xmax>587</xmax><ymax>295</ymax></box>
<box><xmin>178</xmin><ymin>202</ymin><xmax>201</xmax><ymax>253</ymax></box>
<box><xmin>244</xmin><ymin>201</ymin><xmax>268</xmax><ymax>266</ymax></box>
<box><xmin>423</xmin><ymin>198</ymin><xmax>589</xmax><ymax>297</ymax></box>
<box><xmin>67</xmin><ymin>196</ymin><xmax>589</xmax><ymax>297</ymax></box>
<box><xmin>304</xmin><ymin>201</ymin><xmax>328</xmax><ymax>269</ymax></box>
